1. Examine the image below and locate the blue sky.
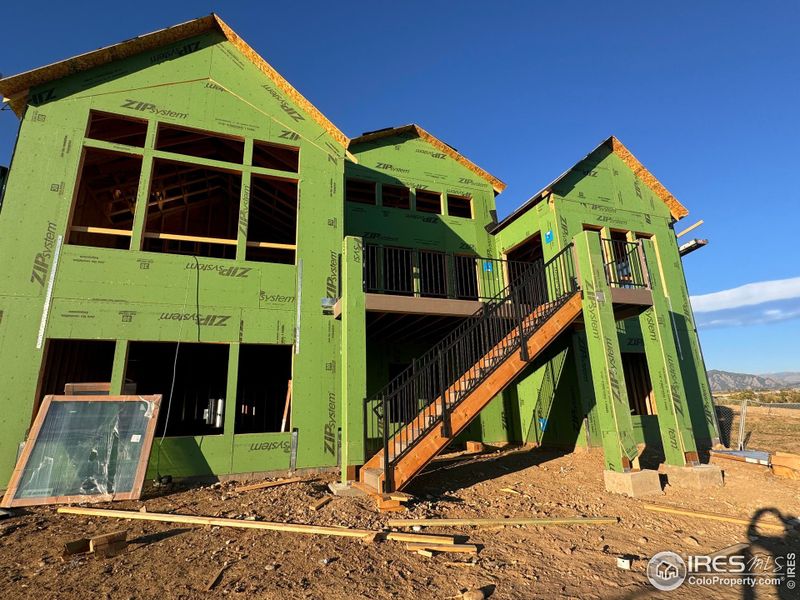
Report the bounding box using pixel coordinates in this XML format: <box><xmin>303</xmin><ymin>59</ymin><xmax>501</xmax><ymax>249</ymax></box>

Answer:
<box><xmin>1</xmin><ymin>2</ymin><xmax>798</xmax><ymax>373</ymax></box>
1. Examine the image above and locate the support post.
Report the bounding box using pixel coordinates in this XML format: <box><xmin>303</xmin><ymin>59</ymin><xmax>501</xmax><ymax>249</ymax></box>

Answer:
<box><xmin>573</xmin><ymin>231</ymin><xmax>639</xmax><ymax>472</ymax></box>
<box><xmin>340</xmin><ymin>236</ymin><xmax>367</xmax><ymax>483</ymax></box>
<box><xmin>638</xmin><ymin>239</ymin><xmax>699</xmax><ymax>466</ymax></box>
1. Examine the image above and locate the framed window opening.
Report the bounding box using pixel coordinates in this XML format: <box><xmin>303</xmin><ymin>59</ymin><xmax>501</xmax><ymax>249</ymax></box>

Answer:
<box><xmin>156</xmin><ymin>123</ymin><xmax>245</xmax><ymax>164</ymax></box>
<box><xmin>382</xmin><ymin>184</ymin><xmax>410</xmax><ymax>210</ymax></box>
<box><xmin>124</xmin><ymin>341</ymin><xmax>229</xmax><ymax>437</ymax></box>
<box><xmin>142</xmin><ymin>158</ymin><xmax>241</xmax><ymax>259</ymax></box>
<box><xmin>235</xmin><ymin>344</ymin><xmax>293</xmax><ymax>433</ymax></box>
<box><xmin>86</xmin><ymin>110</ymin><xmax>148</xmax><ymax>147</ymax></box>
<box><xmin>67</xmin><ymin>147</ymin><xmax>143</xmax><ymax>250</ymax></box>
<box><xmin>245</xmin><ymin>174</ymin><xmax>298</xmax><ymax>264</ymax></box>
<box><xmin>415</xmin><ymin>189</ymin><xmax>441</xmax><ymax>214</ymax></box>
<box><xmin>446</xmin><ymin>194</ymin><xmax>472</xmax><ymax>219</ymax></box>
<box><xmin>346</xmin><ymin>178</ymin><xmax>376</xmax><ymax>205</ymax></box>
<box><xmin>252</xmin><ymin>140</ymin><xmax>299</xmax><ymax>172</ymax></box>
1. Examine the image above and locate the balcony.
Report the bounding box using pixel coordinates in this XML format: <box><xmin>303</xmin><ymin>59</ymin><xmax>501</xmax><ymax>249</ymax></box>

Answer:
<box><xmin>361</xmin><ymin>244</ymin><xmax>534</xmax><ymax>317</ymax></box>
<box><xmin>600</xmin><ymin>238</ymin><xmax>653</xmax><ymax>319</ymax></box>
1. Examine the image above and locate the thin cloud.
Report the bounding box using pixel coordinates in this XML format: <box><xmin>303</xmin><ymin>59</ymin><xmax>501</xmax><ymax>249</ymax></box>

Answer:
<box><xmin>690</xmin><ymin>277</ymin><xmax>800</xmax><ymax>313</ymax></box>
<box><xmin>693</xmin><ymin>299</ymin><xmax>800</xmax><ymax>329</ymax></box>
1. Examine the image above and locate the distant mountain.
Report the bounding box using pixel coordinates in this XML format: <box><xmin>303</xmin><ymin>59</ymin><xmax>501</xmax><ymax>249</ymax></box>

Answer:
<box><xmin>707</xmin><ymin>370</ymin><xmax>784</xmax><ymax>392</ymax></box>
<box><xmin>764</xmin><ymin>372</ymin><xmax>800</xmax><ymax>386</ymax></box>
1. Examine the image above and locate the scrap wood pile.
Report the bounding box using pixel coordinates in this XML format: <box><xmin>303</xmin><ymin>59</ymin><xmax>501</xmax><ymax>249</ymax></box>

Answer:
<box><xmin>710</xmin><ymin>448</ymin><xmax>800</xmax><ymax>479</ymax></box>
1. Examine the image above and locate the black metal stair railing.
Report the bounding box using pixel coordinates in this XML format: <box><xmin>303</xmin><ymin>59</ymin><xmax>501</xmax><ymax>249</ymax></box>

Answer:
<box><xmin>363</xmin><ymin>243</ymin><xmax>580</xmax><ymax>491</ymax></box>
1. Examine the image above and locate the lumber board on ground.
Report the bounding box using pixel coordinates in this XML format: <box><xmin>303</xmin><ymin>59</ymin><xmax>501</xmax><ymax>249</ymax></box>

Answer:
<box><xmin>384</xmin><ymin>532</ymin><xmax>456</xmax><ymax>545</ymax></box>
<box><xmin>57</xmin><ymin>507</ymin><xmax>375</xmax><ymax>539</ymax></box>
<box><xmin>405</xmin><ymin>543</ymin><xmax>477</xmax><ymax>554</ymax></box>
<box><xmin>309</xmin><ymin>496</ymin><xmax>332</xmax><ymax>511</ymax></box>
<box><xmin>387</xmin><ymin>517</ymin><xmax>618</xmax><ymax>528</ymax></box>
<box><xmin>642</xmin><ymin>504</ymin><xmax>790</xmax><ymax>532</ymax></box>
<box><xmin>235</xmin><ymin>477</ymin><xmax>303</xmax><ymax>493</ymax></box>
<box><xmin>89</xmin><ymin>530</ymin><xmax>127</xmax><ymax>552</ymax></box>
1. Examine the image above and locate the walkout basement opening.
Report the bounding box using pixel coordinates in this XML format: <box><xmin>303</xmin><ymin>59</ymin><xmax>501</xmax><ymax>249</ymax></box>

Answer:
<box><xmin>415</xmin><ymin>189</ymin><xmax>441</xmax><ymax>214</ymax></box>
<box><xmin>124</xmin><ymin>342</ymin><xmax>229</xmax><ymax>436</ymax></box>
<box><xmin>621</xmin><ymin>352</ymin><xmax>656</xmax><ymax>415</ymax></box>
<box><xmin>235</xmin><ymin>345</ymin><xmax>293</xmax><ymax>433</ymax></box>
<box><xmin>37</xmin><ymin>339</ymin><xmax>116</xmax><ymax>412</ymax></box>
<box><xmin>86</xmin><ymin>110</ymin><xmax>148</xmax><ymax>147</ymax></box>
<box><xmin>142</xmin><ymin>158</ymin><xmax>241</xmax><ymax>258</ymax></box>
<box><xmin>156</xmin><ymin>124</ymin><xmax>244</xmax><ymax>164</ymax></box>
<box><xmin>67</xmin><ymin>148</ymin><xmax>143</xmax><ymax>249</ymax></box>
<box><xmin>245</xmin><ymin>174</ymin><xmax>298</xmax><ymax>264</ymax></box>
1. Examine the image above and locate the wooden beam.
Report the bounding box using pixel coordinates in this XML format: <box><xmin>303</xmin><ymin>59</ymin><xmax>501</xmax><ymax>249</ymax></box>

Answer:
<box><xmin>57</xmin><ymin>507</ymin><xmax>375</xmax><ymax>539</ymax></box>
<box><xmin>142</xmin><ymin>231</ymin><xmax>237</xmax><ymax>245</ymax></box>
<box><xmin>676</xmin><ymin>219</ymin><xmax>704</xmax><ymax>238</ymax></box>
<box><xmin>245</xmin><ymin>241</ymin><xmax>297</xmax><ymax>250</ymax></box>
<box><xmin>70</xmin><ymin>226</ymin><xmax>133</xmax><ymax>237</ymax></box>
<box><xmin>387</xmin><ymin>516</ymin><xmax>618</xmax><ymax>528</ymax></box>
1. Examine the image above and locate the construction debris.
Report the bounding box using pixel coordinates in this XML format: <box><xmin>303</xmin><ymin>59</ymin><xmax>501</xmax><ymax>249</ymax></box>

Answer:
<box><xmin>56</xmin><ymin>507</ymin><xmax>466</xmax><ymax>548</ymax></box>
<box><xmin>387</xmin><ymin>517</ymin><xmax>618</xmax><ymax>528</ymax></box>
<box><xmin>309</xmin><ymin>496</ymin><xmax>332</xmax><ymax>511</ymax></box>
<box><xmin>58</xmin><ymin>507</ymin><xmax>376</xmax><ymax>539</ymax></box>
<box><xmin>62</xmin><ymin>530</ymin><xmax>128</xmax><ymax>559</ymax></box>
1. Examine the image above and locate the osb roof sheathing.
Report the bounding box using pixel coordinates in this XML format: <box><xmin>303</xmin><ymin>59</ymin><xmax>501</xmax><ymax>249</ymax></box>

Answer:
<box><xmin>0</xmin><ymin>14</ymin><xmax>348</xmax><ymax>148</ymax></box>
<box><xmin>492</xmin><ymin>135</ymin><xmax>688</xmax><ymax>234</ymax></box>
<box><xmin>350</xmin><ymin>124</ymin><xmax>506</xmax><ymax>194</ymax></box>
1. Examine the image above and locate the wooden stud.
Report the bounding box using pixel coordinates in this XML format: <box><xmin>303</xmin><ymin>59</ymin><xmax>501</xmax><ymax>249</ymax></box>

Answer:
<box><xmin>57</xmin><ymin>507</ymin><xmax>376</xmax><ymax>539</ymax></box>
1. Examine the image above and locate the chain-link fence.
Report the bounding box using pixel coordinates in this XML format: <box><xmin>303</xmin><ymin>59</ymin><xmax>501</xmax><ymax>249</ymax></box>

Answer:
<box><xmin>715</xmin><ymin>399</ymin><xmax>800</xmax><ymax>453</ymax></box>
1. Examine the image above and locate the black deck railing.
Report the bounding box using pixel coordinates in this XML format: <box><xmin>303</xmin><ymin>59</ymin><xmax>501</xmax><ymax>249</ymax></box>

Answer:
<box><xmin>363</xmin><ymin>243</ymin><xmax>580</xmax><ymax>491</ymax></box>
<box><xmin>600</xmin><ymin>239</ymin><xmax>649</xmax><ymax>289</ymax></box>
<box><xmin>362</xmin><ymin>244</ymin><xmax>534</xmax><ymax>301</ymax></box>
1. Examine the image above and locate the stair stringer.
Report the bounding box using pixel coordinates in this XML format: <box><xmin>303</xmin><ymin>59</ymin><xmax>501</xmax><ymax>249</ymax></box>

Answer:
<box><xmin>377</xmin><ymin>291</ymin><xmax>583</xmax><ymax>492</ymax></box>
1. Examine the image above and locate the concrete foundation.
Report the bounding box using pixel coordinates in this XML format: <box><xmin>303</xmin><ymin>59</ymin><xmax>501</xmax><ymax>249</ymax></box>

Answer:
<box><xmin>604</xmin><ymin>469</ymin><xmax>663</xmax><ymax>497</ymax></box>
<box><xmin>661</xmin><ymin>464</ymin><xmax>724</xmax><ymax>489</ymax></box>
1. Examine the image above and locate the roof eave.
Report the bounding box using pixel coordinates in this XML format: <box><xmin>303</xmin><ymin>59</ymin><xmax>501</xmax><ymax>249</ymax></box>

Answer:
<box><xmin>349</xmin><ymin>124</ymin><xmax>506</xmax><ymax>194</ymax></box>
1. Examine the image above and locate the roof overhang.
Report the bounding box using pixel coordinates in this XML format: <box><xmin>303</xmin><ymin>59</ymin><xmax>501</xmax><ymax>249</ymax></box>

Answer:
<box><xmin>491</xmin><ymin>135</ymin><xmax>689</xmax><ymax>234</ymax></box>
<box><xmin>0</xmin><ymin>14</ymin><xmax>349</xmax><ymax>148</ymax></box>
<box><xmin>349</xmin><ymin>124</ymin><xmax>506</xmax><ymax>194</ymax></box>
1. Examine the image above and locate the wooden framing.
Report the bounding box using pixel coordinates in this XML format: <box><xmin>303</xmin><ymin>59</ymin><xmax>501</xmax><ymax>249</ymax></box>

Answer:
<box><xmin>63</xmin><ymin>382</ymin><xmax>111</xmax><ymax>395</ymax></box>
<box><xmin>0</xmin><ymin>394</ymin><xmax>161</xmax><ymax>508</ymax></box>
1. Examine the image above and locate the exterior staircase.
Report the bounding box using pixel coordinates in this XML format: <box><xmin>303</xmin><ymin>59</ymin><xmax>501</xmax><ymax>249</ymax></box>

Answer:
<box><xmin>359</xmin><ymin>244</ymin><xmax>583</xmax><ymax>493</ymax></box>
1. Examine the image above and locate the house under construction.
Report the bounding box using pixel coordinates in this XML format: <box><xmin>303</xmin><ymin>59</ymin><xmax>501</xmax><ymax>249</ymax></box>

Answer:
<box><xmin>0</xmin><ymin>14</ymin><xmax>720</xmax><ymax>496</ymax></box>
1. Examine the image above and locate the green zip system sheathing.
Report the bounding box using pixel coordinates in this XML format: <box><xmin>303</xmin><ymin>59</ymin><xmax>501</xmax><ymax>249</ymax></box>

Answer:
<box><xmin>0</xmin><ymin>31</ymin><xmax>345</xmax><ymax>481</ymax></box>
<box><xmin>0</xmin><ymin>15</ymin><xmax>718</xmax><ymax>487</ymax></box>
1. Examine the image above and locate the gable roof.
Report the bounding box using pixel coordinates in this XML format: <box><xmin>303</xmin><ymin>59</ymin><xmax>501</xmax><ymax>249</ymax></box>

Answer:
<box><xmin>491</xmin><ymin>135</ymin><xmax>688</xmax><ymax>234</ymax></box>
<box><xmin>350</xmin><ymin>124</ymin><xmax>506</xmax><ymax>194</ymax></box>
<box><xmin>0</xmin><ymin>14</ymin><xmax>348</xmax><ymax>148</ymax></box>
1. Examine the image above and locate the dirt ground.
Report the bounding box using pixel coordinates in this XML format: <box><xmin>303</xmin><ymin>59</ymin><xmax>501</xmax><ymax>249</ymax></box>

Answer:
<box><xmin>717</xmin><ymin>404</ymin><xmax>800</xmax><ymax>454</ymax></box>
<box><xmin>1</xmin><ymin>428</ymin><xmax>798</xmax><ymax>599</ymax></box>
